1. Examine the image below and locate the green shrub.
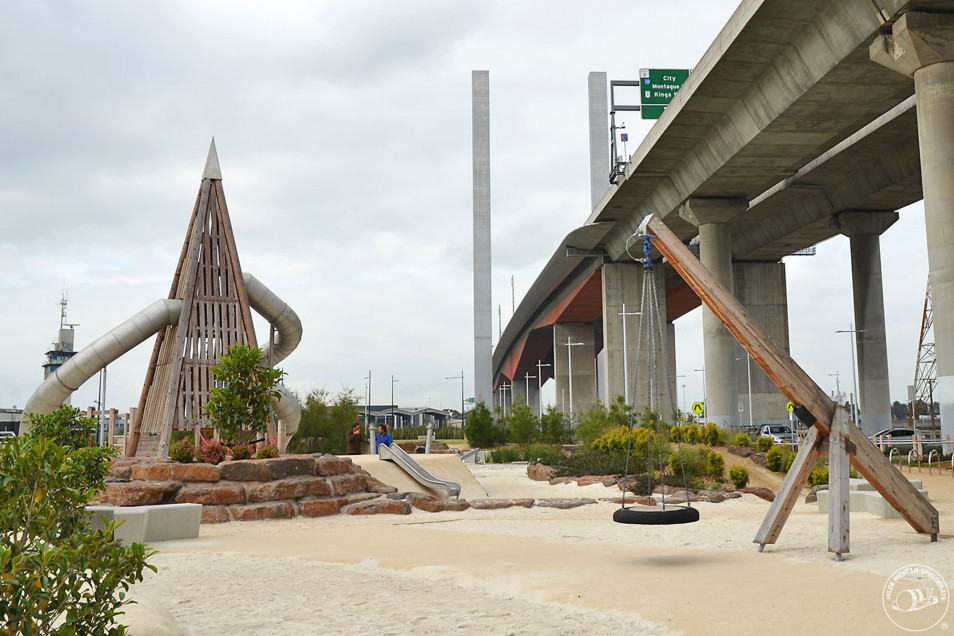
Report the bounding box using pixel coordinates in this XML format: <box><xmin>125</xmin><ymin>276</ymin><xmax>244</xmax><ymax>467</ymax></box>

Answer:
<box><xmin>765</xmin><ymin>445</ymin><xmax>784</xmax><ymax>472</ymax></box>
<box><xmin>230</xmin><ymin>442</ymin><xmax>253</xmax><ymax>461</ymax></box>
<box><xmin>197</xmin><ymin>438</ymin><xmax>227</xmax><ymax>464</ymax></box>
<box><xmin>464</xmin><ymin>402</ymin><xmax>506</xmax><ymax>448</ymax></box>
<box><xmin>0</xmin><ymin>434</ymin><xmax>154</xmax><ymax>634</ymax></box>
<box><xmin>733</xmin><ymin>433</ymin><xmax>751</xmax><ymax>448</ymax></box>
<box><xmin>756</xmin><ymin>436</ymin><xmax>774</xmax><ymax>452</ymax></box>
<box><xmin>508</xmin><ymin>400</ymin><xmax>539</xmax><ymax>445</ymax></box>
<box><xmin>24</xmin><ymin>406</ymin><xmax>117</xmax><ymax>493</ymax></box>
<box><xmin>707</xmin><ymin>451</ymin><xmax>725</xmax><ymax>479</ymax></box>
<box><xmin>668</xmin><ymin>446</ymin><xmax>709</xmax><ymax>479</ymax></box>
<box><xmin>729</xmin><ymin>465</ymin><xmax>750</xmax><ymax>489</ymax></box>
<box><xmin>703</xmin><ymin>423</ymin><xmax>720</xmax><ymax>447</ymax></box>
<box><xmin>808</xmin><ymin>465</ymin><xmax>829</xmax><ymax>488</ymax></box>
<box><xmin>783</xmin><ymin>451</ymin><xmax>796</xmax><ymax>473</ymax></box>
<box><xmin>672</xmin><ymin>423</ymin><xmax>702</xmax><ymax>444</ymax></box>
<box><xmin>169</xmin><ymin>437</ymin><xmax>196</xmax><ymax>463</ymax></box>
<box><xmin>254</xmin><ymin>444</ymin><xmax>279</xmax><ymax>459</ymax></box>
<box><xmin>539</xmin><ymin>406</ymin><xmax>571</xmax><ymax>444</ymax></box>
<box><xmin>205</xmin><ymin>343</ymin><xmax>285</xmax><ymax>443</ymax></box>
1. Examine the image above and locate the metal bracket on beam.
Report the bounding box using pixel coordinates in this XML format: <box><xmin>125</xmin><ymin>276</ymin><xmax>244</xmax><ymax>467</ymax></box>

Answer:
<box><xmin>565</xmin><ymin>246</ymin><xmax>607</xmax><ymax>260</ymax></box>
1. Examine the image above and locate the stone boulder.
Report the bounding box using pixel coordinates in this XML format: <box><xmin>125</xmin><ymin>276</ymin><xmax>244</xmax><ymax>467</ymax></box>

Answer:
<box><xmin>468</xmin><ymin>498</ymin><xmax>534</xmax><ymax>510</ymax></box>
<box><xmin>527</xmin><ymin>463</ymin><xmax>558</xmax><ymax>482</ymax></box>
<box><xmin>345</xmin><ymin>499</ymin><xmax>412</xmax><ymax>515</ymax></box>
<box><xmin>749</xmin><ymin>452</ymin><xmax>767</xmax><ymax>467</ymax></box>
<box><xmin>741</xmin><ymin>486</ymin><xmax>775</xmax><ymax>502</ymax></box>
<box><xmin>176</xmin><ymin>483</ymin><xmax>246</xmax><ymax>505</ymax></box>
<box><xmin>406</xmin><ymin>493</ymin><xmax>471</xmax><ymax>513</ymax></box>
<box><xmin>101</xmin><ymin>480</ymin><xmax>180</xmax><ymax>507</ymax></box>
<box><xmin>534</xmin><ymin>498</ymin><xmax>597</xmax><ymax>509</ymax></box>
<box><xmin>726</xmin><ymin>445</ymin><xmax>757</xmax><ymax>458</ymax></box>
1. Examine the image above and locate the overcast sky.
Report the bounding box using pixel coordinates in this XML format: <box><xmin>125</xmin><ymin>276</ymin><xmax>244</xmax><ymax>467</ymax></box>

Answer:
<box><xmin>0</xmin><ymin>2</ymin><xmax>930</xmax><ymax>419</ymax></box>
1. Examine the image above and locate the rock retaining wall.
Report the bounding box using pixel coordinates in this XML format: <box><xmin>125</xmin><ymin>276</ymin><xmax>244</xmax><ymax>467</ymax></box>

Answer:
<box><xmin>103</xmin><ymin>454</ymin><xmax>405</xmax><ymax>524</ymax></box>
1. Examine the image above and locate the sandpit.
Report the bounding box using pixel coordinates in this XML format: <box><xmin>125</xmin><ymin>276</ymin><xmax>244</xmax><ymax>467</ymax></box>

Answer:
<box><xmin>124</xmin><ymin>462</ymin><xmax>954</xmax><ymax>635</ymax></box>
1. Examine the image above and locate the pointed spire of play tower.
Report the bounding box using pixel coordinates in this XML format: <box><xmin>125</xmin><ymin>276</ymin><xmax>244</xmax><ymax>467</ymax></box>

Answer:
<box><xmin>203</xmin><ymin>138</ymin><xmax>222</xmax><ymax>180</ymax></box>
<box><xmin>129</xmin><ymin>141</ymin><xmax>256</xmax><ymax>457</ymax></box>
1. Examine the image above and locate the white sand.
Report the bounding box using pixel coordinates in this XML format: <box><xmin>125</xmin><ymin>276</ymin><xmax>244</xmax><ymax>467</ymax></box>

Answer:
<box><xmin>125</xmin><ymin>463</ymin><xmax>954</xmax><ymax>635</ymax></box>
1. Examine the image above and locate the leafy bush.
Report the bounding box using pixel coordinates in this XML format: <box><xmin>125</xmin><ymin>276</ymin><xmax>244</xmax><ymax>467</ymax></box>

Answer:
<box><xmin>808</xmin><ymin>465</ymin><xmax>829</xmax><ymax>488</ymax></box>
<box><xmin>487</xmin><ymin>443</ymin><xmax>563</xmax><ymax>464</ymax></box>
<box><xmin>707</xmin><ymin>451</ymin><xmax>725</xmax><ymax>479</ymax></box>
<box><xmin>546</xmin><ymin>449</ymin><xmax>633</xmax><ymax>478</ymax></box>
<box><xmin>765</xmin><ymin>444</ymin><xmax>796</xmax><ymax>473</ymax></box>
<box><xmin>24</xmin><ymin>406</ymin><xmax>117</xmax><ymax>493</ymax></box>
<box><xmin>729</xmin><ymin>465</ymin><xmax>750</xmax><ymax>489</ymax></box>
<box><xmin>756</xmin><ymin>436</ymin><xmax>774</xmax><ymax>452</ymax></box>
<box><xmin>575</xmin><ymin>397</ymin><xmax>631</xmax><ymax>450</ymax></box>
<box><xmin>508</xmin><ymin>400</ymin><xmax>539</xmax><ymax>445</ymax></box>
<box><xmin>703</xmin><ymin>423</ymin><xmax>720</xmax><ymax>447</ymax></box>
<box><xmin>540</xmin><ymin>406</ymin><xmax>571</xmax><ymax>444</ymax></box>
<box><xmin>255</xmin><ymin>444</ymin><xmax>279</xmax><ymax>459</ymax></box>
<box><xmin>286</xmin><ymin>388</ymin><xmax>360</xmax><ymax>455</ymax></box>
<box><xmin>205</xmin><ymin>343</ymin><xmax>285</xmax><ymax>443</ymax></box>
<box><xmin>464</xmin><ymin>401</ymin><xmax>506</xmax><ymax>448</ymax></box>
<box><xmin>0</xmin><ymin>434</ymin><xmax>154</xmax><ymax>634</ymax></box>
<box><xmin>230</xmin><ymin>442</ymin><xmax>253</xmax><ymax>461</ymax></box>
<box><xmin>733</xmin><ymin>433</ymin><xmax>751</xmax><ymax>448</ymax></box>
<box><xmin>672</xmin><ymin>423</ymin><xmax>702</xmax><ymax>444</ymax></box>
<box><xmin>197</xmin><ymin>438</ymin><xmax>227</xmax><ymax>464</ymax></box>
<box><xmin>169</xmin><ymin>437</ymin><xmax>196</xmax><ymax>463</ymax></box>
<box><xmin>668</xmin><ymin>446</ymin><xmax>709</xmax><ymax>479</ymax></box>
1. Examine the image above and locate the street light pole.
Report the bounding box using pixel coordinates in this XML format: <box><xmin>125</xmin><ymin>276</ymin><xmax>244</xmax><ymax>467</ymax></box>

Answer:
<box><xmin>564</xmin><ymin>336</ymin><xmax>584</xmax><ymax>420</ymax></box>
<box><xmin>695</xmin><ymin>367</ymin><xmax>707</xmax><ymax>423</ymax></box>
<box><xmin>619</xmin><ymin>304</ymin><xmax>641</xmax><ymax>406</ymax></box>
<box><xmin>836</xmin><ymin>324</ymin><xmax>865</xmax><ymax>426</ymax></box>
<box><xmin>445</xmin><ymin>372</ymin><xmax>465</xmax><ymax>433</ymax></box>
<box><xmin>536</xmin><ymin>359</ymin><xmax>551</xmax><ymax>417</ymax></box>
<box><xmin>391</xmin><ymin>375</ymin><xmax>398</xmax><ymax>429</ymax></box>
<box><xmin>524</xmin><ymin>372</ymin><xmax>536</xmax><ymax>408</ymax></box>
<box><xmin>735</xmin><ymin>354</ymin><xmax>753</xmax><ymax>429</ymax></box>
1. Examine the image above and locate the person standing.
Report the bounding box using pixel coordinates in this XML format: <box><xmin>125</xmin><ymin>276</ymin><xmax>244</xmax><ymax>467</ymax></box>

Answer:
<box><xmin>346</xmin><ymin>422</ymin><xmax>363</xmax><ymax>455</ymax></box>
<box><xmin>375</xmin><ymin>423</ymin><xmax>393</xmax><ymax>452</ymax></box>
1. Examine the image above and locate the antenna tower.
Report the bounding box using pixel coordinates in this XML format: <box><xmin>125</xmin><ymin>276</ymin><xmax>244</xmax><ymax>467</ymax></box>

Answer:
<box><xmin>910</xmin><ymin>278</ymin><xmax>937</xmax><ymax>433</ymax></box>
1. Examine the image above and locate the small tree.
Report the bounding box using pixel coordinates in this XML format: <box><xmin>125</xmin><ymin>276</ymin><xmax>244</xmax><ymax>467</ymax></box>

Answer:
<box><xmin>540</xmin><ymin>406</ymin><xmax>571</xmax><ymax>444</ymax></box>
<box><xmin>286</xmin><ymin>388</ymin><xmax>360</xmax><ymax>455</ymax></box>
<box><xmin>2</xmin><ymin>411</ymin><xmax>154</xmax><ymax>633</ymax></box>
<box><xmin>24</xmin><ymin>405</ymin><xmax>116</xmax><ymax>493</ymax></box>
<box><xmin>205</xmin><ymin>343</ymin><xmax>285</xmax><ymax>443</ymax></box>
<box><xmin>464</xmin><ymin>401</ymin><xmax>502</xmax><ymax>448</ymax></box>
<box><xmin>508</xmin><ymin>399</ymin><xmax>539</xmax><ymax>445</ymax></box>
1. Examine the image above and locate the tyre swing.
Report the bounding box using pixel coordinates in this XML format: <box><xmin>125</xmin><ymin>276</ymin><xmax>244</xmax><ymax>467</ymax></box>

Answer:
<box><xmin>612</xmin><ymin>233</ymin><xmax>699</xmax><ymax>526</ymax></box>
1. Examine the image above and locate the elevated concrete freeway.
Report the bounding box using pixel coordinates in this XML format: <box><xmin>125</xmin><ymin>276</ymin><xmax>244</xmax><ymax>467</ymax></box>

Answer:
<box><xmin>493</xmin><ymin>0</ymin><xmax>954</xmax><ymax>438</ymax></box>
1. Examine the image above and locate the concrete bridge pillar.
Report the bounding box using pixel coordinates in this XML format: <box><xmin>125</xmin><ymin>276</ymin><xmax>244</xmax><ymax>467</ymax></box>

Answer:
<box><xmin>600</xmin><ymin>263</ymin><xmax>674</xmax><ymax>420</ymax></box>
<box><xmin>680</xmin><ymin>198</ymin><xmax>747</xmax><ymax>428</ymax></box>
<box><xmin>733</xmin><ymin>262</ymin><xmax>792</xmax><ymax>428</ymax></box>
<box><xmin>553</xmin><ymin>323</ymin><xmax>597</xmax><ymax>421</ymax></box>
<box><xmin>511</xmin><ymin>373</ymin><xmax>539</xmax><ymax>416</ymax></box>
<box><xmin>835</xmin><ymin>211</ymin><xmax>899</xmax><ymax>436</ymax></box>
<box><xmin>872</xmin><ymin>12</ymin><xmax>954</xmax><ymax>446</ymax></box>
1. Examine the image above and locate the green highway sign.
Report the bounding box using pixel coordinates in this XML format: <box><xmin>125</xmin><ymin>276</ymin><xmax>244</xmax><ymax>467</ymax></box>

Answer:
<box><xmin>639</xmin><ymin>68</ymin><xmax>690</xmax><ymax>119</ymax></box>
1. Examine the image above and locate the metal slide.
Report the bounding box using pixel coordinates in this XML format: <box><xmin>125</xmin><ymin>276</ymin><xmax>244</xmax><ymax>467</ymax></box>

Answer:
<box><xmin>21</xmin><ymin>274</ymin><xmax>302</xmax><ymax>438</ymax></box>
<box><xmin>376</xmin><ymin>443</ymin><xmax>462</xmax><ymax>498</ymax></box>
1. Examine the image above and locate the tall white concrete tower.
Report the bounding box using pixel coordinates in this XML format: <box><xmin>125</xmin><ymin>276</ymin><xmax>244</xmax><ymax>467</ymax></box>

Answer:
<box><xmin>472</xmin><ymin>70</ymin><xmax>492</xmax><ymax>405</ymax></box>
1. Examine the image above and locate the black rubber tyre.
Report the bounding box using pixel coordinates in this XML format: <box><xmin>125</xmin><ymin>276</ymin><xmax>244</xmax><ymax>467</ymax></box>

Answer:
<box><xmin>612</xmin><ymin>505</ymin><xmax>700</xmax><ymax>525</ymax></box>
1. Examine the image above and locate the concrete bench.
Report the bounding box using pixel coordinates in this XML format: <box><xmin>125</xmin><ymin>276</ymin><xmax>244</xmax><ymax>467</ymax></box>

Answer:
<box><xmin>816</xmin><ymin>478</ymin><xmax>927</xmax><ymax>519</ymax></box>
<box><xmin>86</xmin><ymin>503</ymin><xmax>201</xmax><ymax>545</ymax></box>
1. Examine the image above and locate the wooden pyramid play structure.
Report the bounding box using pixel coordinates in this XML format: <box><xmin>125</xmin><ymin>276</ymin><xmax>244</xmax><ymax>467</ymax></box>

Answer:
<box><xmin>128</xmin><ymin>140</ymin><xmax>259</xmax><ymax>457</ymax></box>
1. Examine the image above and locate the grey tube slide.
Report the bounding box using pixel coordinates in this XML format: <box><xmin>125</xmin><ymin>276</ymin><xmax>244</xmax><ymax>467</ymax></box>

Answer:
<box><xmin>22</xmin><ymin>274</ymin><xmax>303</xmax><ymax>438</ymax></box>
<box><xmin>22</xmin><ymin>299</ymin><xmax>184</xmax><ymax>432</ymax></box>
<box><xmin>377</xmin><ymin>443</ymin><xmax>462</xmax><ymax>497</ymax></box>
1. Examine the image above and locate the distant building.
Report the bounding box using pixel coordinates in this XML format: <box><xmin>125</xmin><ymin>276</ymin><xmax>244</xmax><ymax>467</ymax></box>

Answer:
<box><xmin>0</xmin><ymin>407</ymin><xmax>23</xmax><ymax>435</ymax></box>
<box><xmin>364</xmin><ymin>405</ymin><xmax>451</xmax><ymax>429</ymax></box>
<box><xmin>42</xmin><ymin>294</ymin><xmax>79</xmax><ymax>393</ymax></box>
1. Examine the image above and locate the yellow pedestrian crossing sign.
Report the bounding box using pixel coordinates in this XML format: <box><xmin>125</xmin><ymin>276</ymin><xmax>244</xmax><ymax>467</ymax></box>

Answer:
<box><xmin>786</xmin><ymin>401</ymin><xmax>795</xmax><ymax>413</ymax></box>
<box><xmin>691</xmin><ymin>402</ymin><xmax>705</xmax><ymax>415</ymax></box>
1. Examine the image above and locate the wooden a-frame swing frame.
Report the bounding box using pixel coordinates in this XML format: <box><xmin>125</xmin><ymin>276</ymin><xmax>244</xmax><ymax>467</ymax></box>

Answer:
<box><xmin>644</xmin><ymin>215</ymin><xmax>939</xmax><ymax>558</ymax></box>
